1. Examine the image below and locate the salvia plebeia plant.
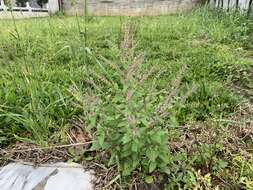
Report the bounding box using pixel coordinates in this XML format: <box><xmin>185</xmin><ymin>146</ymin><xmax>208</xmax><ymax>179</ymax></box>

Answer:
<box><xmin>69</xmin><ymin>19</ymin><xmax>197</xmax><ymax>177</ymax></box>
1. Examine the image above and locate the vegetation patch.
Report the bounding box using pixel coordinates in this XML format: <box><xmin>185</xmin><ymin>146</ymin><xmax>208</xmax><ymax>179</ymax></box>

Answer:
<box><xmin>0</xmin><ymin>9</ymin><xmax>253</xmax><ymax>189</ymax></box>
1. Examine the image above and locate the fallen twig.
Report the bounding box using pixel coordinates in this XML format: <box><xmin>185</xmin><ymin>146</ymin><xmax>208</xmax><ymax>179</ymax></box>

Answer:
<box><xmin>0</xmin><ymin>141</ymin><xmax>93</xmax><ymax>154</ymax></box>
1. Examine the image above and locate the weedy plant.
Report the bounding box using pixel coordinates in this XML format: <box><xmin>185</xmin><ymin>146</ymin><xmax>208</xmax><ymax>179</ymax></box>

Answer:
<box><xmin>70</xmin><ymin>19</ymin><xmax>197</xmax><ymax>180</ymax></box>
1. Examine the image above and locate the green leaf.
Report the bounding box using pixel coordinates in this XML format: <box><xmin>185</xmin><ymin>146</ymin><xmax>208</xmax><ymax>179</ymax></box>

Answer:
<box><xmin>89</xmin><ymin>117</ymin><xmax>96</xmax><ymax>127</ymax></box>
<box><xmin>90</xmin><ymin>141</ymin><xmax>100</xmax><ymax>150</ymax></box>
<box><xmin>131</xmin><ymin>142</ymin><xmax>138</xmax><ymax>152</ymax></box>
<box><xmin>0</xmin><ymin>136</ymin><xmax>7</xmax><ymax>143</ymax></box>
<box><xmin>98</xmin><ymin>131</ymin><xmax>105</xmax><ymax>146</ymax></box>
<box><xmin>85</xmin><ymin>156</ymin><xmax>94</xmax><ymax>161</ymax></box>
<box><xmin>108</xmin><ymin>154</ymin><xmax>116</xmax><ymax>166</ymax></box>
<box><xmin>118</xmin><ymin>121</ymin><xmax>129</xmax><ymax>127</ymax></box>
<box><xmin>132</xmin><ymin>158</ymin><xmax>140</xmax><ymax>168</ymax></box>
<box><xmin>151</xmin><ymin>131</ymin><xmax>164</xmax><ymax>144</ymax></box>
<box><xmin>145</xmin><ymin>176</ymin><xmax>153</xmax><ymax>184</ymax></box>
<box><xmin>146</xmin><ymin>148</ymin><xmax>158</xmax><ymax>162</ymax></box>
<box><xmin>140</xmin><ymin>118</ymin><xmax>149</xmax><ymax>126</ymax></box>
<box><xmin>170</xmin><ymin>116</ymin><xmax>178</xmax><ymax>127</ymax></box>
<box><xmin>122</xmin><ymin>163</ymin><xmax>132</xmax><ymax>176</ymax></box>
<box><xmin>149</xmin><ymin>161</ymin><xmax>157</xmax><ymax>173</ymax></box>
<box><xmin>159</xmin><ymin>153</ymin><xmax>170</xmax><ymax>163</ymax></box>
<box><xmin>122</xmin><ymin>133</ymin><xmax>131</xmax><ymax>144</ymax></box>
<box><xmin>218</xmin><ymin>160</ymin><xmax>228</xmax><ymax>169</ymax></box>
<box><xmin>68</xmin><ymin>147</ymin><xmax>75</xmax><ymax>156</ymax></box>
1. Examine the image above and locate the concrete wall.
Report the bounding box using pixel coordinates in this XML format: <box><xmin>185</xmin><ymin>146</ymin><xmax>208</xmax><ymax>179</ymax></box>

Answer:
<box><xmin>62</xmin><ymin>0</ymin><xmax>201</xmax><ymax>16</ymax></box>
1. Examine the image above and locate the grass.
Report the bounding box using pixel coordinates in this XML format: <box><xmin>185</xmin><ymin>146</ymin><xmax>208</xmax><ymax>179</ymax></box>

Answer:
<box><xmin>0</xmin><ymin>8</ymin><xmax>253</xmax><ymax>189</ymax></box>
